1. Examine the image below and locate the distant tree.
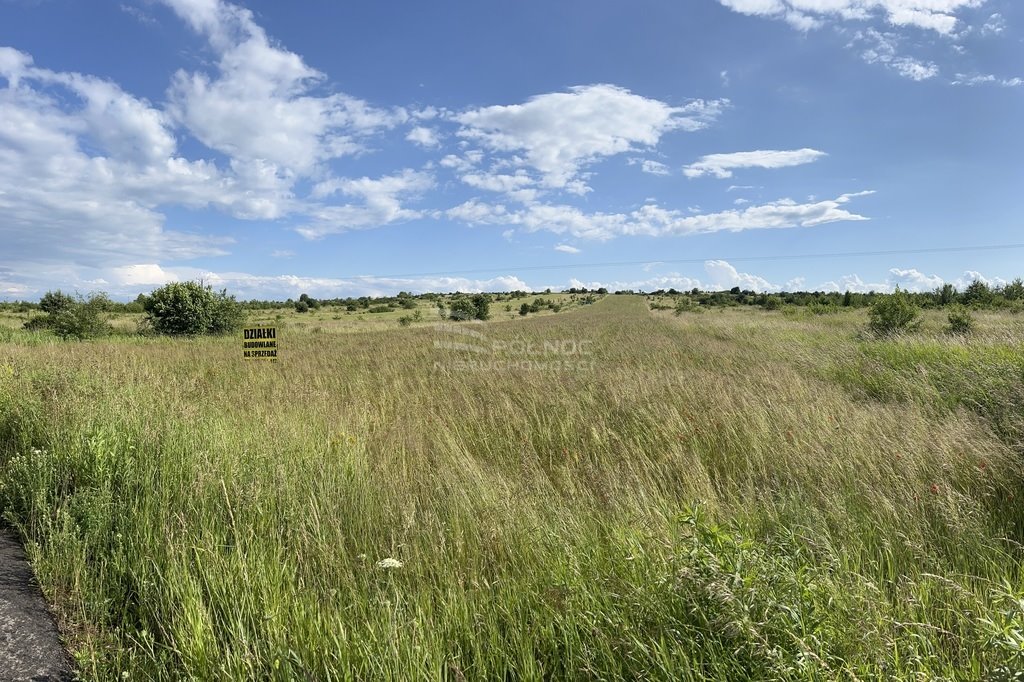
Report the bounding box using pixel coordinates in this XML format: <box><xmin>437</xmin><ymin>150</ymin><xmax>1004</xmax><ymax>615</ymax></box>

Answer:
<box><xmin>294</xmin><ymin>300</ymin><xmax>310</xmax><ymax>313</ymax></box>
<box><xmin>961</xmin><ymin>279</ymin><xmax>994</xmax><ymax>307</ymax></box>
<box><xmin>936</xmin><ymin>283</ymin><xmax>957</xmax><ymax>306</ymax></box>
<box><xmin>144</xmin><ymin>281</ymin><xmax>244</xmax><ymax>335</ymax></box>
<box><xmin>1003</xmin><ymin>278</ymin><xmax>1024</xmax><ymax>301</ymax></box>
<box><xmin>842</xmin><ymin>290</ymin><xmax>853</xmax><ymax>307</ymax></box>
<box><xmin>472</xmin><ymin>294</ymin><xmax>490</xmax><ymax>321</ymax></box>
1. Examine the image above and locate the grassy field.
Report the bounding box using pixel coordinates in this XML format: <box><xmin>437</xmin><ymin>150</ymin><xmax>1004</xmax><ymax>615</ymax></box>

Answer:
<box><xmin>1</xmin><ymin>295</ymin><xmax>1023</xmax><ymax>680</ymax></box>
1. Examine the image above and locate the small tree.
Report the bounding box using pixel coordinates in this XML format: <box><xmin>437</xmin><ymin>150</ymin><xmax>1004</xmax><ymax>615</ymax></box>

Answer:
<box><xmin>1003</xmin><ymin>278</ymin><xmax>1024</xmax><ymax>302</ymax></box>
<box><xmin>145</xmin><ymin>281</ymin><xmax>243</xmax><ymax>335</ymax></box>
<box><xmin>936</xmin><ymin>283</ymin><xmax>956</xmax><ymax>306</ymax></box>
<box><xmin>472</xmin><ymin>294</ymin><xmax>490</xmax><ymax>321</ymax></box>
<box><xmin>868</xmin><ymin>288</ymin><xmax>920</xmax><ymax>337</ymax></box>
<box><xmin>294</xmin><ymin>300</ymin><xmax>310</xmax><ymax>313</ymax></box>
<box><xmin>961</xmin><ymin>279</ymin><xmax>993</xmax><ymax>307</ymax></box>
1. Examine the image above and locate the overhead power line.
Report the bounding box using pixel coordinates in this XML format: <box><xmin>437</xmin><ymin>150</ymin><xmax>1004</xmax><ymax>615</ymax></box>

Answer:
<box><xmin>340</xmin><ymin>242</ymin><xmax>1024</xmax><ymax>281</ymax></box>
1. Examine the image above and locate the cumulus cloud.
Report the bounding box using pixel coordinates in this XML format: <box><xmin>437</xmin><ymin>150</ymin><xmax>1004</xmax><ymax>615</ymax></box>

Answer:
<box><xmin>455</xmin><ymin>84</ymin><xmax>727</xmax><ymax>188</ymax></box>
<box><xmin>853</xmin><ymin>29</ymin><xmax>939</xmax><ymax>80</ymax></box>
<box><xmin>683</xmin><ymin>148</ymin><xmax>827</xmax><ymax>178</ymax></box>
<box><xmin>299</xmin><ymin>169</ymin><xmax>435</xmax><ymax>238</ymax></box>
<box><xmin>0</xmin><ymin>49</ymin><xmax>240</xmax><ymax>270</ymax></box>
<box><xmin>704</xmin><ymin>259</ymin><xmax>779</xmax><ymax>291</ymax></box>
<box><xmin>568</xmin><ymin>259</ymin><xmax>781</xmax><ymax>293</ymax></box>
<box><xmin>820</xmin><ymin>267</ymin><xmax>1007</xmax><ymax>293</ymax></box>
<box><xmin>161</xmin><ymin>0</ymin><xmax>405</xmax><ymax>176</ymax></box>
<box><xmin>406</xmin><ymin>126</ymin><xmax>440</xmax><ymax>148</ymax></box>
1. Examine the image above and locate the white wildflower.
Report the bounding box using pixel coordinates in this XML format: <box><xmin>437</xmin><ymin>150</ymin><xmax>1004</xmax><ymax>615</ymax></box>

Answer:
<box><xmin>376</xmin><ymin>557</ymin><xmax>403</xmax><ymax>569</ymax></box>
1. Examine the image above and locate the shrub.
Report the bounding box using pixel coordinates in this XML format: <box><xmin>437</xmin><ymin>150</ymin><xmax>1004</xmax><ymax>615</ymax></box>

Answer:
<box><xmin>868</xmin><ymin>288</ymin><xmax>920</xmax><ymax>337</ymax></box>
<box><xmin>448</xmin><ymin>297</ymin><xmax>477</xmax><ymax>321</ymax></box>
<box><xmin>519</xmin><ymin>303</ymin><xmax>530</xmax><ymax>317</ymax></box>
<box><xmin>674</xmin><ymin>297</ymin><xmax>703</xmax><ymax>315</ymax></box>
<box><xmin>51</xmin><ymin>293</ymin><xmax>112</xmax><ymax>340</ymax></box>
<box><xmin>144</xmin><ymin>282</ymin><xmax>244</xmax><ymax>336</ymax></box>
<box><xmin>294</xmin><ymin>300</ymin><xmax>310</xmax><ymax>313</ymax></box>
<box><xmin>945</xmin><ymin>306</ymin><xmax>975</xmax><ymax>335</ymax></box>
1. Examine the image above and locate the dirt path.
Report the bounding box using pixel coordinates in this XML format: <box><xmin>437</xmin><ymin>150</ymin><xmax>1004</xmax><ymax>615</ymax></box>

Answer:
<box><xmin>0</xmin><ymin>532</ymin><xmax>72</xmax><ymax>681</ymax></box>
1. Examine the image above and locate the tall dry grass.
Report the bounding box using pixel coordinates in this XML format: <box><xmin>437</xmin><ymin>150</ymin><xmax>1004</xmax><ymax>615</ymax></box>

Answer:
<box><xmin>1</xmin><ymin>296</ymin><xmax>1022</xmax><ymax>680</ymax></box>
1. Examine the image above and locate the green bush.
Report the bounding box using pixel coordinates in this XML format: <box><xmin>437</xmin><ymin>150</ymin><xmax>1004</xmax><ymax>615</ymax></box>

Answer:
<box><xmin>144</xmin><ymin>282</ymin><xmax>244</xmax><ymax>336</ymax></box>
<box><xmin>946</xmin><ymin>306</ymin><xmax>975</xmax><ymax>335</ymax></box>
<box><xmin>294</xmin><ymin>300</ymin><xmax>310</xmax><ymax>313</ymax></box>
<box><xmin>449</xmin><ymin>295</ymin><xmax>490</xmax><ymax>321</ymax></box>
<box><xmin>51</xmin><ymin>293</ymin><xmax>112</xmax><ymax>340</ymax></box>
<box><xmin>674</xmin><ymin>297</ymin><xmax>703</xmax><ymax>315</ymax></box>
<box><xmin>39</xmin><ymin>290</ymin><xmax>76</xmax><ymax>315</ymax></box>
<box><xmin>868</xmin><ymin>289</ymin><xmax>920</xmax><ymax>337</ymax></box>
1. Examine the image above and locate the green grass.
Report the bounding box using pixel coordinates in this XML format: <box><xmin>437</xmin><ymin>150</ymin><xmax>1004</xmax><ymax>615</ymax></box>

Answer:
<box><xmin>1</xmin><ymin>296</ymin><xmax>1023</xmax><ymax>680</ymax></box>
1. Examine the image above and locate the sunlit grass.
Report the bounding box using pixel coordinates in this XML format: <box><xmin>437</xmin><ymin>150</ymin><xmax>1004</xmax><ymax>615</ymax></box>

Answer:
<box><xmin>1</xmin><ymin>296</ymin><xmax>1022</xmax><ymax>679</ymax></box>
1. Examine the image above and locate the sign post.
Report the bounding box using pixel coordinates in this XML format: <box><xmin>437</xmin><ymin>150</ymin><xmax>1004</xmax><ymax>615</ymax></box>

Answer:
<box><xmin>242</xmin><ymin>326</ymin><xmax>278</xmax><ymax>361</ymax></box>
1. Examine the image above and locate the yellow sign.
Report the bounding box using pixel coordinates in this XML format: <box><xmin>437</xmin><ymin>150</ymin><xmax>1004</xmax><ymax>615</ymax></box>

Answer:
<box><xmin>242</xmin><ymin>326</ymin><xmax>278</xmax><ymax>361</ymax></box>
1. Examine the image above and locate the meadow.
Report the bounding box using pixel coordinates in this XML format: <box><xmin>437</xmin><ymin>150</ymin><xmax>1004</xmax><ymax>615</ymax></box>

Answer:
<box><xmin>1</xmin><ymin>295</ymin><xmax>1022</xmax><ymax>680</ymax></box>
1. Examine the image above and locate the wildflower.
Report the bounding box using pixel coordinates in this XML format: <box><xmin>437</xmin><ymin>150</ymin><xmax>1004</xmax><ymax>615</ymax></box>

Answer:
<box><xmin>930</xmin><ymin>483</ymin><xmax>940</xmax><ymax>495</ymax></box>
<box><xmin>978</xmin><ymin>460</ymin><xmax>988</xmax><ymax>471</ymax></box>
<box><xmin>376</xmin><ymin>557</ymin><xmax>403</xmax><ymax>569</ymax></box>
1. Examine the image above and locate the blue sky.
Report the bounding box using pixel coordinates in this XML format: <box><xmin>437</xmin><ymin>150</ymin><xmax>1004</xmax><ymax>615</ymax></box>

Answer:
<box><xmin>0</xmin><ymin>0</ymin><xmax>1021</xmax><ymax>300</ymax></box>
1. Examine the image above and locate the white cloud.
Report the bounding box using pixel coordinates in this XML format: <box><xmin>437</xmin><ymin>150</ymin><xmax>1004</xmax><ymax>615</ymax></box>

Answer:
<box><xmin>447</xmin><ymin>191</ymin><xmax>873</xmax><ymax>240</ymax></box>
<box><xmin>684</xmin><ymin>148</ymin><xmax>827</xmax><ymax>178</ymax></box>
<box><xmin>0</xmin><ymin>50</ymin><xmax>240</xmax><ymax>270</ymax></box>
<box><xmin>704</xmin><ymin>259</ymin><xmax>779</xmax><ymax>291</ymax></box>
<box><xmin>455</xmin><ymin>84</ymin><xmax>727</xmax><ymax>188</ymax></box>
<box><xmin>299</xmin><ymin>169</ymin><xmax>434</xmax><ymax>238</ymax></box>
<box><xmin>627</xmin><ymin>157</ymin><xmax>671</xmax><ymax>176</ymax></box>
<box><xmin>161</xmin><ymin>0</ymin><xmax>406</xmax><ymax>176</ymax></box>
<box><xmin>952</xmin><ymin>73</ymin><xmax>1023</xmax><ymax>87</ymax></box>
<box><xmin>568</xmin><ymin>259</ymin><xmax>780</xmax><ymax>293</ymax></box>
<box><xmin>406</xmin><ymin>126</ymin><xmax>440</xmax><ymax>148</ymax></box>
<box><xmin>820</xmin><ymin>267</ymin><xmax>1007</xmax><ymax>293</ymax></box>
<box><xmin>554</xmin><ymin>244</ymin><xmax>581</xmax><ymax>254</ymax></box>
<box><xmin>178</xmin><ymin>269</ymin><xmax>533</xmax><ymax>299</ymax></box>
<box><xmin>981</xmin><ymin>12</ymin><xmax>1005</xmax><ymax>35</ymax></box>
<box><xmin>109</xmin><ymin>263</ymin><xmax>179</xmax><ymax>287</ymax></box>
<box><xmin>716</xmin><ymin>0</ymin><xmax>984</xmax><ymax>35</ymax></box>
<box><xmin>853</xmin><ymin>28</ymin><xmax>940</xmax><ymax>80</ymax></box>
